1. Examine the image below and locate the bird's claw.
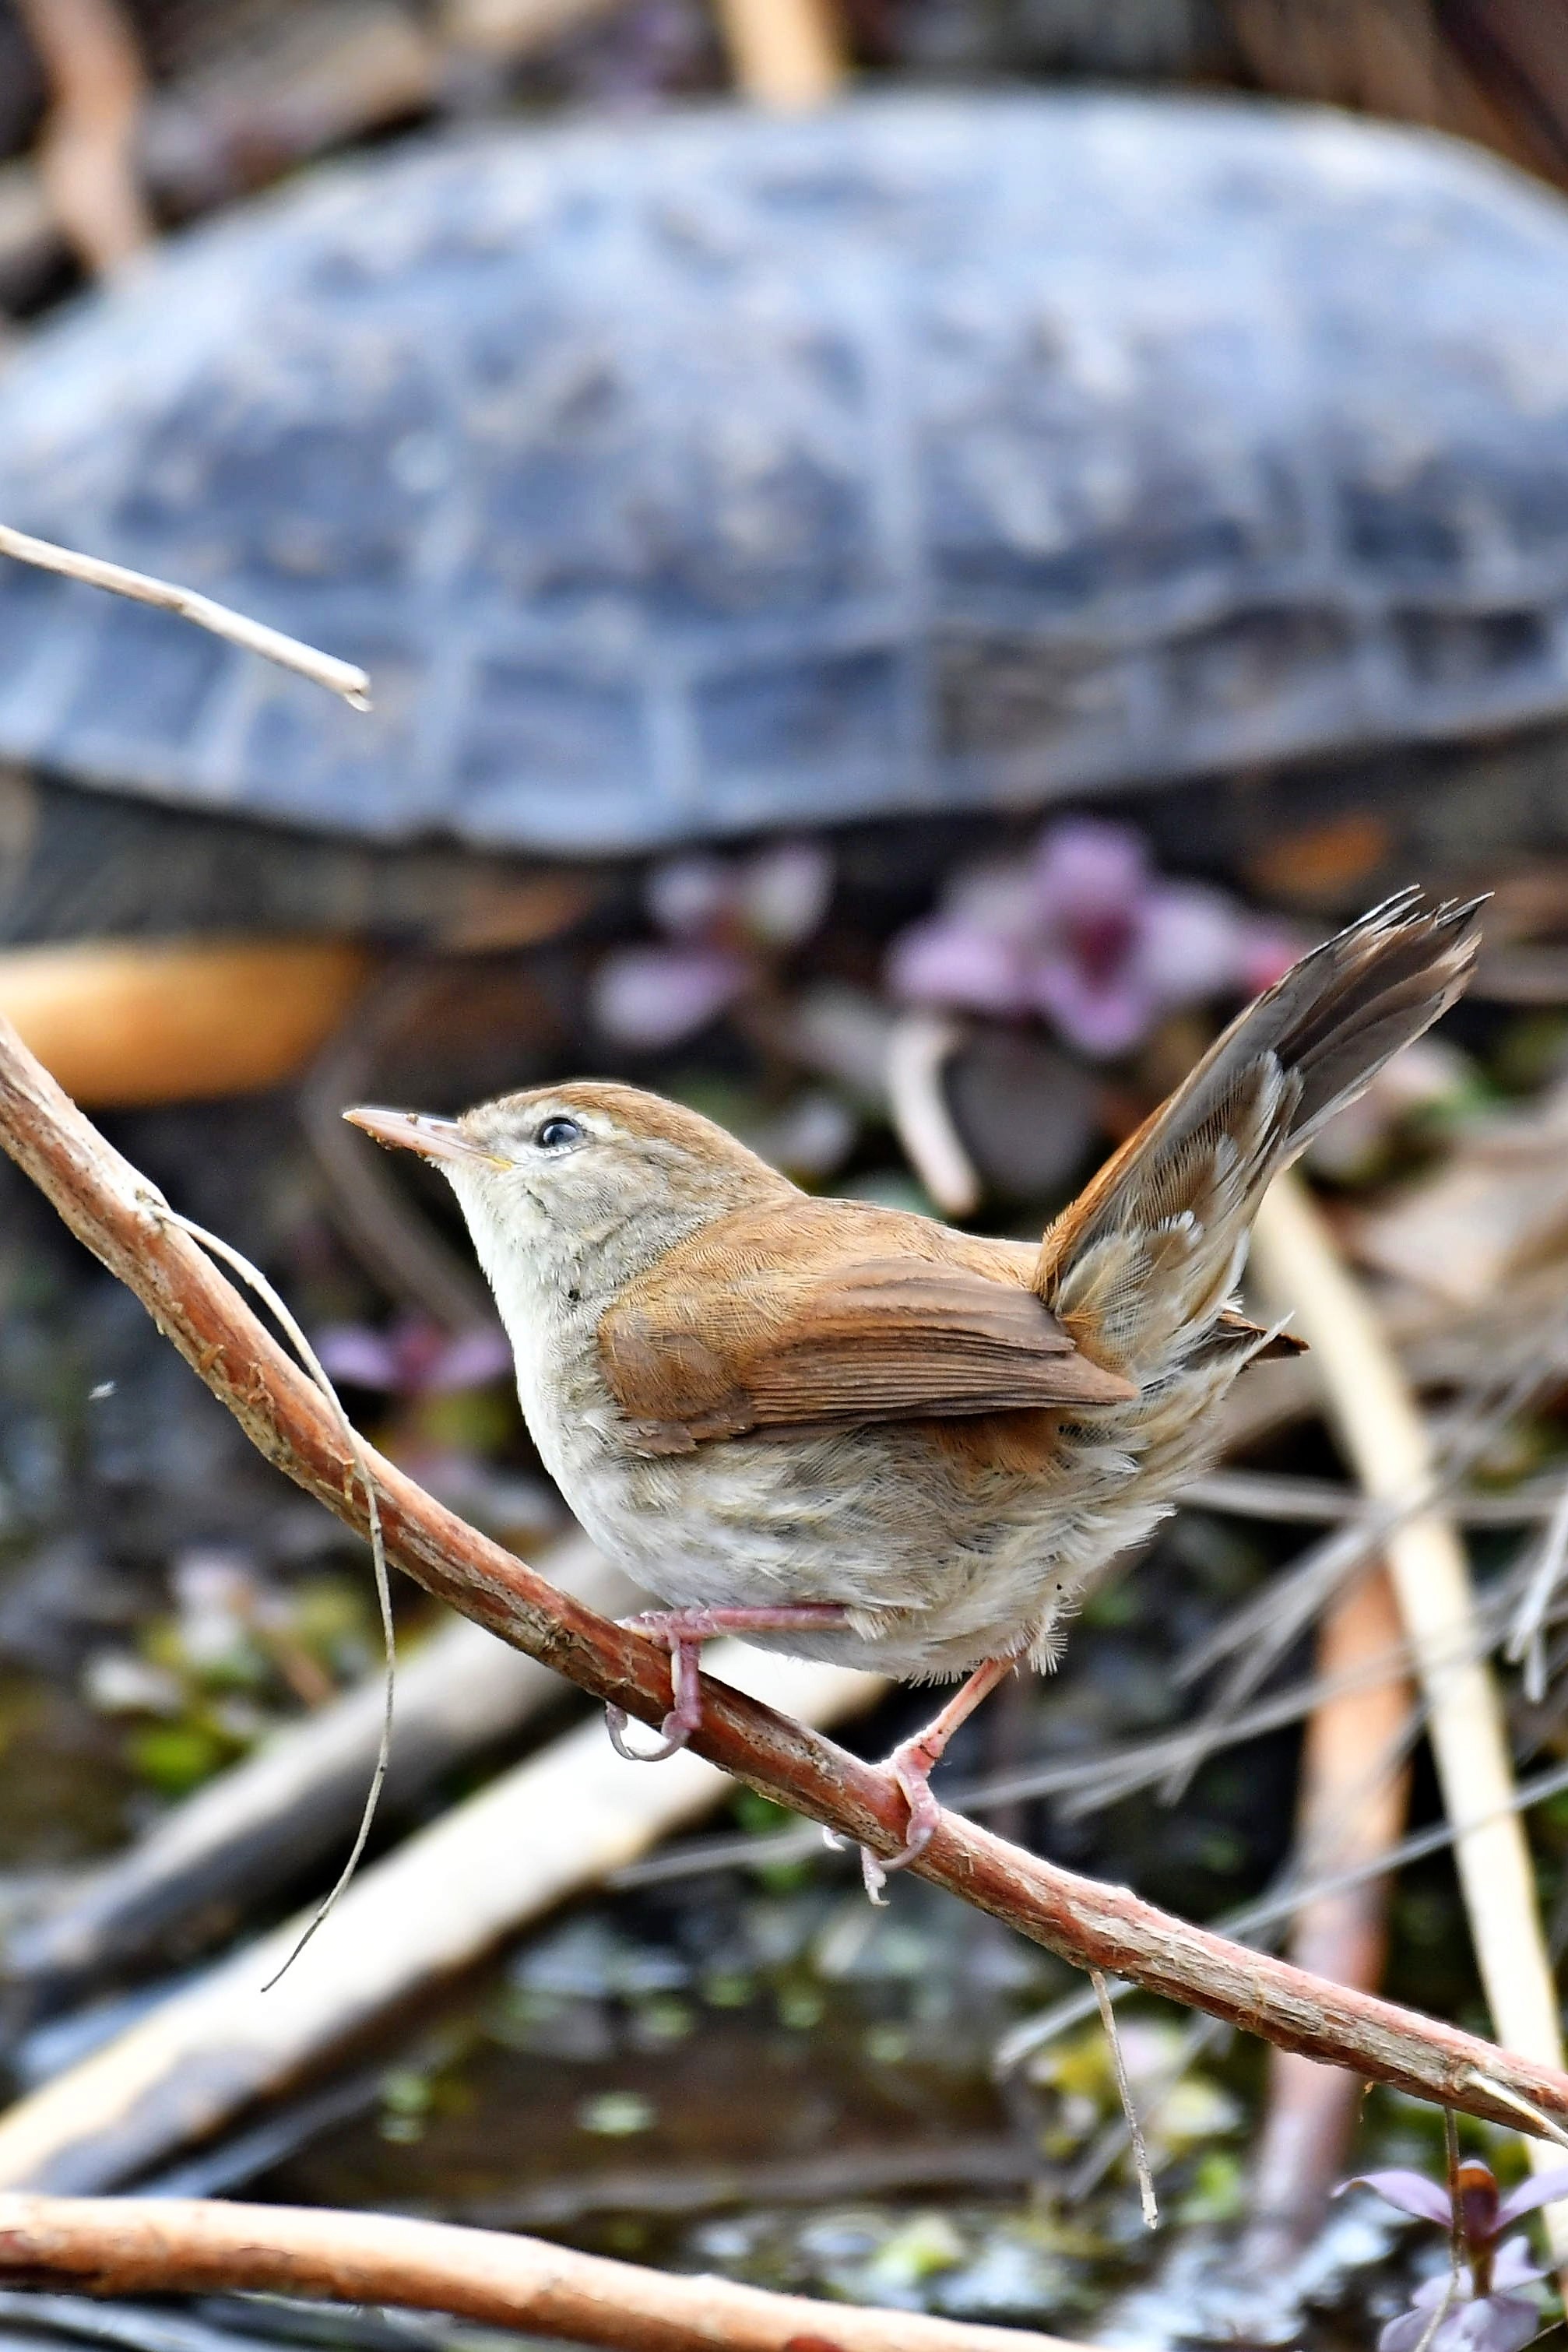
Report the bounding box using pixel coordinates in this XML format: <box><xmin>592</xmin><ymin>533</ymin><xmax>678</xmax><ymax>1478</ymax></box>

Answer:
<box><xmin>604</xmin><ymin>1626</ymin><xmax>705</xmax><ymax>1762</ymax></box>
<box><xmin>859</xmin><ymin>1743</ymin><xmax>944</xmax><ymax>1901</ymax></box>
<box><xmin>604</xmin><ymin>1702</ymin><xmax>691</xmax><ymax>1763</ymax></box>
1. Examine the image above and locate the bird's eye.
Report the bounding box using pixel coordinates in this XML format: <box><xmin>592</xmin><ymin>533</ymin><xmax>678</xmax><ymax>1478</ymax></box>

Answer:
<box><xmin>535</xmin><ymin>1115</ymin><xmax>585</xmax><ymax>1152</ymax></box>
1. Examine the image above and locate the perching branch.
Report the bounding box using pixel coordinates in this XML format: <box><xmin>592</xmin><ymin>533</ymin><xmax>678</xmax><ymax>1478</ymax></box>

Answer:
<box><xmin>0</xmin><ymin>2192</ymin><xmax>1078</xmax><ymax>2352</ymax></box>
<box><xmin>2</xmin><ymin>1015</ymin><xmax>1568</xmax><ymax>2142</ymax></box>
<box><xmin>0</xmin><ymin>526</ymin><xmax>371</xmax><ymax>708</ymax></box>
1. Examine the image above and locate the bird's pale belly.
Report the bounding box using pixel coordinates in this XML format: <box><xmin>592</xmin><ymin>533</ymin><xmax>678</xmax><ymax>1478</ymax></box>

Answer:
<box><xmin>542</xmin><ymin>1399</ymin><xmax>1150</xmax><ymax>1682</ymax></box>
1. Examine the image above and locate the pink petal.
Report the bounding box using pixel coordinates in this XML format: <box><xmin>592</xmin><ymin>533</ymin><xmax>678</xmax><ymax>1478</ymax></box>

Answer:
<box><xmin>1461</xmin><ymin>2297</ymin><xmax>1545</xmax><ymax>2352</ymax></box>
<box><xmin>947</xmin><ymin>862</ymin><xmax>1045</xmax><ymax>947</ymax></box>
<box><xmin>1379</xmin><ymin>2308</ymin><xmax>1433</xmax><ymax>2352</ymax></box>
<box><xmin>1238</xmin><ymin>919</ymin><xmax>1304</xmax><ymax>994</ymax></box>
<box><xmin>1135</xmin><ymin>882</ymin><xmax>1248</xmax><ymax>1004</ymax></box>
<box><xmin>591</xmin><ymin>945</ymin><xmax>751</xmax><ymax>1047</ymax></box>
<box><xmin>1032</xmin><ymin>954</ymin><xmax>1157</xmax><ymax>1057</ymax></box>
<box><xmin>1341</xmin><ymin>2171</ymin><xmax>1457</xmax><ymax>2227</ymax></box>
<box><xmin>1490</xmin><ymin>2236</ymin><xmax>1548</xmax><ymax>2288</ymax></box>
<box><xmin>1380</xmin><ymin>2290</ymin><xmax>1543</xmax><ymax>2352</ymax></box>
<box><xmin>645</xmin><ymin>854</ymin><xmax>733</xmax><ymax>940</ymax></box>
<box><xmin>1495</xmin><ymin>2165</ymin><xmax>1568</xmax><ymax>2227</ymax></box>
<box><xmin>886</xmin><ymin>917</ymin><xmax>1030</xmax><ymax>1014</ymax></box>
<box><xmin>426</xmin><ymin>1326</ymin><xmax>515</xmax><ymax>1392</ymax></box>
<box><xmin>314</xmin><ymin>1326</ymin><xmax>403</xmax><ymax>1390</ymax></box>
<box><xmin>742</xmin><ymin>840</ymin><xmax>833</xmax><ymax>947</ymax></box>
<box><xmin>1032</xmin><ymin>817</ymin><xmax>1149</xmax><ymax>919</ymax></box>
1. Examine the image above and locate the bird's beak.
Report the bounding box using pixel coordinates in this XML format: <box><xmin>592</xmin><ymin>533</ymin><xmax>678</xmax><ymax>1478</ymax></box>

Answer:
<box><xmin>343</xmin><ymin>1106</ymin><xmax>496</xmax><ymax>1166</ymax></box>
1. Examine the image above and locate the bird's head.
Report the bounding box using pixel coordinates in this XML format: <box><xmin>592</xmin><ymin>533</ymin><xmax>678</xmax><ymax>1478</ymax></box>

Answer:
<box><xmin>344</xmin><ymin>1080</ymin><xmax>790</xmax><ymax>1305</ymax></box>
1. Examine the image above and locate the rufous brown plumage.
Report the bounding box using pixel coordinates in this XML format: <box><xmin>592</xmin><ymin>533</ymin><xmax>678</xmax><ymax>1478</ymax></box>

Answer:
<box><xmin>346</xmin><ymin>888</ymin><xmax>1482</xmax><ymax>1888</ymax></box>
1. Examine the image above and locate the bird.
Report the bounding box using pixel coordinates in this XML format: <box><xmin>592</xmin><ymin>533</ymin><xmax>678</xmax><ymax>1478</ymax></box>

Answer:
<box><xmin>346</xmin><ymin>888</ymin><xmax>1481</xmax><ymax>1893</ymax></box>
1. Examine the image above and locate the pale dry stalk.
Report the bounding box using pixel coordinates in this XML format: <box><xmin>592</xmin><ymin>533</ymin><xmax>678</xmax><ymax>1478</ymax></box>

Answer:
<box><xmin>886</xmin><ymin>1009</ymin><xmax>981</xmax><ymax>1215</ymax></box>
<box><xmin>12</xmin><ymin>0</ymin><xmax>153</xmax><ymax>275</ymax></box>
<box><xmin>1252</xmin><ymin>1171</ymin><xmax>1568</xmax><ymax>2261</ymax></box>
<box><xmin>713</xmin><ymin>0</ymin><xmax>846</xmax><ymax>107</ymax></box>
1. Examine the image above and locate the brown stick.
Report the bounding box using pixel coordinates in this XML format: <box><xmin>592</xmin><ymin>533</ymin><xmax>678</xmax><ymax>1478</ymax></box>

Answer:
<box><xmin>1</xmin><ymin>1014</ymin><xmax>1567</xmax><ymax>2140</ymax></box>
<box><xmin>1244</xmin><ymin>1566</ymin><xmax>1412</xmax><ymax>2255</ymax></box>
<box><xmin>0</xmin><ymin>2192</ymin><xmax>1081</xmax><ymax>2352</ymax></box>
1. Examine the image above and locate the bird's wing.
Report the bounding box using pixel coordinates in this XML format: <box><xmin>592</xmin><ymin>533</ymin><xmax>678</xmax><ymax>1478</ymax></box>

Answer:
<box><xmin>599</xmin><ymin>1248</ymin><xmax>1136</xmax><ymax>1454</ymax></box>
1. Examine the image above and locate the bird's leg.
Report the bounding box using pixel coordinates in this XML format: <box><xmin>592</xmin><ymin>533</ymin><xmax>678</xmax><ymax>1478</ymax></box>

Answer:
<box><xmin>604</xmin><ymin>1605</ymin><xmax>852</xmax><ymax>1762</ymax></box>
<box><xmin>862</xmin><ymin>1654</ymin><xmax>1018</xmax><ymax>1900</ymax></box>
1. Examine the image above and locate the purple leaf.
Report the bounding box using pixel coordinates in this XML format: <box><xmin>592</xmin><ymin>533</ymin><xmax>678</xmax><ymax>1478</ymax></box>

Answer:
<box><xmin>1496</xmin><ymin>2164</ymin><xmax>1568</xmax><ymax>2225</ymax></box>
<box><xmin>592</xmin><ymin>945</ymin><xmax>751</xmax><ymax>1047</ymax></box>
<box><xmin>1342</xmin><ymin>2170</ymin><xmax>1457</xmax><ymax>2227</ymax></box>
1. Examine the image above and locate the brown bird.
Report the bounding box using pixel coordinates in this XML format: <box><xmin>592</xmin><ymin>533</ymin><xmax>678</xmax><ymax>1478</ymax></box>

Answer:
<box><xmin>347</xmin><ymin>890</ymin><xmax>1480</xmax><ymax>1890</ymax></box>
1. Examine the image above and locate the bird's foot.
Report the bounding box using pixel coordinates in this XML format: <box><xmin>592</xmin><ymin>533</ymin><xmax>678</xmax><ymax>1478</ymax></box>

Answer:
<box><xmin>605</xmin><ymin>1626</ymin><xmax>704</xmax><ymax>1761</ymax></box>
<box><xmin>604</xmin><ymin>1604</ymin><xmax>850</xmax><ymax>1763</ymax></box>
<box><xmin>859</xmin><ymin>1654</ymin><xmax>1018</xmax><ymax>1903</ymax></box>
<box><xmin>860</xmin><ymin>1735</ymin><xmax>947</xmax><ymax>1903</ymax></box>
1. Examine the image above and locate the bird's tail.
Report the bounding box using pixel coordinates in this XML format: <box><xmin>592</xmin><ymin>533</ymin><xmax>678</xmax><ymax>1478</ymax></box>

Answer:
<box><xmin>1035</xmin><ymin>889</ymin><xmax>1483</xmax><ymax>1384</ymax></box>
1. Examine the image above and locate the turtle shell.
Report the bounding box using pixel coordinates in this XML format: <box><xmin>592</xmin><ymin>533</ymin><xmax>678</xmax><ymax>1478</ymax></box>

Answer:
<box><xmin>3</xmin><ymin>91</ymin><xmax>1568</xmax><ymax>853</ymax></box>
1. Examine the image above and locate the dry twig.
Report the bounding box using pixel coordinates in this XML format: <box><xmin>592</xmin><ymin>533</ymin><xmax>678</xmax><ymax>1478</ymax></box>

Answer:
<box><xmin>1186</xmin><ymin>1466</ymin><xmax>1568</xmax><ymax>1527</ymax></box>
<box><xmin>0</xmin><ymin>527</ymin><xmax>371</xmax><ymax>709</ymax></box>
<box><xmin>1252</xmin><ymin>1171</ymin><xmax>1568</xmax><ymax>2255</ymax></box>
<box><xmin>1167</xmin><ymin>1324</ymin><xmax>1568</xmax><ymax>1774</ymax></box>
<box><xmin>0</xmin><ymin>2192</ymin><xmax>1081</xmax><ymax>2352</ymax></box>
<box><xmin>12</xmin><ymin>0</ymin><xmax>153</xmax><ymax>276</ymax></box>
<box><xmin>886</xmin><ymin>1009</ymin><xmax>980</xmax><ymax>1215</ymax></box>
<box><xmin>2</xmin><ymin>1024</ymin><xmax>1568</xmax><ymax>2146</ymax></box>
<box><xmin>1091</xmin><ymin>1967</ymin><xmax>1158</xmax><ymax>2228</ymax></box>
<box><xmin>714</xmin><ymin>0</ymin><xmax>846</xmax><ymax>107</ymax></box>
<box><xmin>1508</xmin><ymin>1474</ymin><xmax>1568</xmax><ymax>1699</ymax></box>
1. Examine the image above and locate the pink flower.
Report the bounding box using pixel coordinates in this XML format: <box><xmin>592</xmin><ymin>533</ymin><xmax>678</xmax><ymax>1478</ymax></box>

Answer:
<box><xmin>595</xmin><ymin>841</ymin><xmax>832</xmax><ymax>1049</ymax></box>
<box><xmin>1341</xmin><ymin>2158</ymin><xmax>1568</xmax><ymax>2352</ymax></box>
<box><xmin>314</xmin><ymin>1317</ymin><xmax>512</xmax><ymax>1397</ymax></box>
<box><xmin>591</xmin><ymin>944</ymin><xmax>752</xmax><ymax>1050</ymax></box>
<box><xmin>888</xmin><ymin>817</ymin><xmax>1293</xmax><ymax>1060</ymax></box>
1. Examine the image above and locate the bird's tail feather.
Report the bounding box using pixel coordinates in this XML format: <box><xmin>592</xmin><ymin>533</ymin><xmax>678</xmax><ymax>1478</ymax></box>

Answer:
<box><xmin>1035</xmin><ymin>889</ymin><xmax>1483</xmax><ymax>1382</ymax></box>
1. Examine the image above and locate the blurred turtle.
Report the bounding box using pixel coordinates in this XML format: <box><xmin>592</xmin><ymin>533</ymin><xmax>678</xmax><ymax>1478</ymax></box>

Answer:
<box><xmin>6</xmin><ymin>88</ymin><xmax>1568</xmax><ymax>922</ymax></box>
